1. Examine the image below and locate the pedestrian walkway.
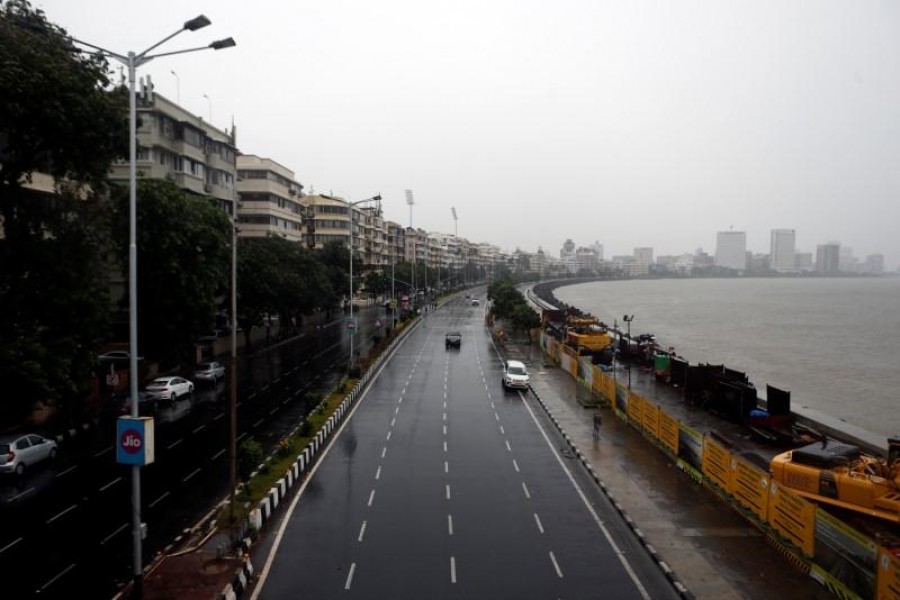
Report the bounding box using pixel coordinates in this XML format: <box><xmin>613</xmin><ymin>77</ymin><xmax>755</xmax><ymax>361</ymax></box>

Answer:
<box><xmin>501</xmin><ymin>339</ymin><xmax>830</xmax><ymax>600</ymax></box>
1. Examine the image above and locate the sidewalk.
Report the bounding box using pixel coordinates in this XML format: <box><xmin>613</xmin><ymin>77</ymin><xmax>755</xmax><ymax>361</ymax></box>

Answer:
<box><xmin>501</xmin><ymin>338</ymin><xmax>830</xmax><ymax>600</ymax></box>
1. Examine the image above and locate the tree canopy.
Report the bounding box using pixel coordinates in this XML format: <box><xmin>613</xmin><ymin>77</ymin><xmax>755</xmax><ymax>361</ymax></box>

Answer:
<box><xmin>0</xmin><ymin>0</ymin><xmax>128</xmax><ymax>424</ymax></box>
<box><xmin>109</xmin><ymin>180</ymin><xmax>232</xmax><ymax>365</ymax></box>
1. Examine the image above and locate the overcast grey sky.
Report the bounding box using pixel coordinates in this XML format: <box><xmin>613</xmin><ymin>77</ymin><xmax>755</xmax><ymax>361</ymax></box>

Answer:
<box><xmin>36</xmin><ymin>0</ymin><xmax>900</xmax><ymax>268</ymax></box>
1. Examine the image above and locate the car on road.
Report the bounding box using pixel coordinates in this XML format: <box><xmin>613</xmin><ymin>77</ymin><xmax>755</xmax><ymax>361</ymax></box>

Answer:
<box><xmin>471</xmin><ymin>299</ymin><xmax>480</xmax><ymax>306</ymax></box>
<box><xmin>145</xmin><ymin>376</ymin><xmax>193</xmax><ymax>404</ymax></box>
<box><xmin>445</xmin><ymin>331</ymin><xmax>462</xmax><ymax>349</ymax></box>
<box><xmin>194</xmin><ymin>361</ymin><xmax>225</xmax><ymax>383</ymax></box>
<box><xmin>0</xmin><ymin>433</ymin><xmax>58</xmax><ymax>476</ymax></box>
<box><xmin>501</xmin><ymin>360</ymin><xmax>530</xmax><ymax>390</ymax></box>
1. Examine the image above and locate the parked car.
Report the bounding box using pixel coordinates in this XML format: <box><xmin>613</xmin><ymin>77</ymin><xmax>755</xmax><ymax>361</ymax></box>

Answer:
<box><xmin>502</xmin><ymin>360</ymin><xmax>530</xmax><ymax>390</ymax></box>
<box><xmin>0</xmin><ymin>433</ymin><xmax>58</xmax><ymax>476</ymax></box>
<box><xmin>471</xmin><ymin>299</ymin><xmax>480</xmax><ymax>306</ymax></box>
<box><xmin>194</xmin><ymin>361</ymin><xmax>225</xmax><ymax>383</ymax></box>
<box><xmin>445</xmin><ymin>331</ymin><xmax>462</xmax><ymax>349</ymax></box>
<box><xmin>145</xmin><ymin>376</ymin><xmax>194</xmax><ymax>404</ymax></box>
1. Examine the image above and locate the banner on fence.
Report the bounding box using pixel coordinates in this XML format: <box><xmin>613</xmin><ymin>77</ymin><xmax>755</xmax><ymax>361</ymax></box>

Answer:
<box><xmin>811</xmin><ymin>508</ymin><xmax>877</xmax><ymax>600</ymax></box>
<box><xmin>642</xmin><ymin>401</ymin><xmax>660</xmax><ymax>440</ymax></box>
<box><xmin>658</xmin><ymin>408</ymin><xmax>679</xmax><ymax>456</ymax></box>
<box><xmin>729</xmin><ymin>454</ymin><xmax>770</xmax><ymax>522</ymax></box>
<box><xmin>767</xmin><ymin>482</ymin><xmax>816</xmax><ymax>557</ymax></box>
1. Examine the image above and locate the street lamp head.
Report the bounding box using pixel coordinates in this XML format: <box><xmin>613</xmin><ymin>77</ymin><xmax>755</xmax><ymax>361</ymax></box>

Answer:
<box><xmin>373</xmin><ymin>195</ymin><xmax>382</xmax><ymax>202</ymax></box>
<box><xmin>184</xmin><ymin>15</ymin><xmax>212</xmax><ymax>31</ymax></box>
<box><xmin>210</xmin><ymin>37</ymin><xmax>237</xmax><ymax>50</ymax></box>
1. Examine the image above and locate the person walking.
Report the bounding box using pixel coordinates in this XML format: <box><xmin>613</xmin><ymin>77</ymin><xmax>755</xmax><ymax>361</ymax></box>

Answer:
<box><xmin>592</xmin><ymin>411</ymin><xmax>603</xmax><ymax>440</ymax></box>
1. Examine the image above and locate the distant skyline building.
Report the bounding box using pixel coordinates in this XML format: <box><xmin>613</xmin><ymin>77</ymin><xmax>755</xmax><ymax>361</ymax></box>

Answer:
<box><xmin>632</xmin><ymin>247</ymin><xmax>653</xmax><ymax>276</ymax></box>
<box><xmin>816</xmin><ymin>242</ymin><xmax>841</xmax><ymax>274</ymax></box>
<box><xmin>715</xmin><ymin>231</ymin><xmax>747</xmax><ymax>271</ymax></box>
<box><xmin>770</xmin><ymin>229</ymin><xmax>796</xmax><ymax>272</ymax></box>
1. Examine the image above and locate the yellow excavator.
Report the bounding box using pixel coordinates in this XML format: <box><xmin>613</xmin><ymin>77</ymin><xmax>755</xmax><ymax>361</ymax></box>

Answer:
<box><xmin>770</xmin><ymin>438</ymin><xmax>900</xmax><ymax>524</ymax></box>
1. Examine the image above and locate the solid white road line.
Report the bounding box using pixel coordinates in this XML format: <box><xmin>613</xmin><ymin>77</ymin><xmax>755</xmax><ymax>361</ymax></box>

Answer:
<box><xmin>534</xmin><ymin>513</ymin><xmax>545</xmax><ymax>534</ymax></box>
<box><xmin>94</xmin><ymin>446</ymin><xmax>113</xmax><ymax>458</ymax></box>
<box><xmin>448</xmin><ymin>514</ymin><xmax>454</xmax><ymax>535</ymax></box>
<box><xmin>193</xmin><ymin>424</ymin><xmax>206</xmax><ymax>434</ymax></box>
<box><xmin>182</xmin><ymin>468</ymin><xmax>201</xmax><ymax>483</ymax></box>
<box><xmin>381</xmin><ymin>446</ymin><xmax>387</xmax><ymax>458</ymax></box>
<box><xmin>499</xmin><ymin>425</ymin><xmax>505</xmax><ymax>435</ymax></box>
<box><xmin>505</xmin><ymin>440</ymin><xmax>512</xmax><ymax>451</ymax></box>
<box><xmin>375</xmin><ymin>466</ymin><xmax>382</xmax><ymax>480</ymax></box>
<box><xmin>443</xmin><ymin>425</ymin><xmax>447</xmax><ymax>435</ymax></box>
<box><xmin>450</xmin><ymin>556</ymin><xmax>457</xmax><ymax>584</ymax></box>
<box><xmin>47</xmin><ymin>504</ymin><xmax>77</xmax><ymax>524</ymax></box>
<box><xmin>149</xmin><ymin>491</ymin><xmax>170</xmax><ymax>508</ymax></box>
<box><xmin>367</xmin><ymin>489</ymin><xmax>375</xmax><ymax>507</ymax></box>
<box><xmin>445</xmin><ymin>484</ymin><xmax>451</xmax><ymax>500</ymax></box>
<box><xmin>391</xmin><ymin>417</ymin><xmax>396</xmax><ymax>427</ymax></box>
<box><xmin>520</xmin><ymin>392</ymin><xmax>652</xmax><ymax>599</ymax></box>
<box><xmin>522</xmin><ymin>482</ymin><xmax>531</xmax><ymax>499</ymax></box>
<box><xmin>495</xmin><ymin>412</ymin><xmax>500</xmax><ymax>421</ymax></box>
<box><xmin>7</xmin><ymin>487</ymin><xmax>35</xmax><ymax>502</ymax></box>
<box><xmin>54</xmin><ymin>466</ymin><xmax>74</xmax><ymax>478</ymax></box>
<box><xmin>443</xmin><ymin>440</ymin><xmax>448</xmax><ymax>452</ymax></box>
<box><xmin>444</xmin><ymin>460</ymin><xmax>449</xmax><ymax>473</ymax></box>
<box><xmin>37</xmin><ymin>563</ymin><xmax>76</xmax><ymax>593</ymax></box>
<box><xmin>210</xmin><ymin>449</ymin><xmax>226</xmax><ymax>461</ymax></box>
<box><xmin>512</xmin><ymin>459</ymin><xmax>520</xmax><ymax>473</ymax></box>
<box><xmin>253</xmin><ymin>418</ymin><xmax>264</xmax><ymax>428</ymax></box>
<box><xmin>386</xmin><ymin>431</ymin><xmax>392</xmax><ymax>441</ymax></box>
<box><xmin>167</xmin><ymin>439</ymin><xmax>183</xmax><ymax>450</ymax></box>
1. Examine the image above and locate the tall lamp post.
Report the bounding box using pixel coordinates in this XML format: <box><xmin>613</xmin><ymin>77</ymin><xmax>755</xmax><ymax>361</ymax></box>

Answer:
<box><xmin>451</xmin><ymin>207</ymin><xmax>458</xmax><ymax>289</ymax></box>
<box><xmin>623</xmin><ymin>314</ymin><xmax>635</xmax><ymax>388</ymax></box>
<box><xmin>348</xmin><ymin>195</ymin><xmax>381</xmax><ymax>371</ymax></box>
<box><xmin>405</xmin><ymin>190</ymin><xmax>415</xmax><ymax>306</ymax></box>
<box><xmin>69</xmin><ymin>17</ymin><xmax>235</xmax><ymax>597</ymax></box>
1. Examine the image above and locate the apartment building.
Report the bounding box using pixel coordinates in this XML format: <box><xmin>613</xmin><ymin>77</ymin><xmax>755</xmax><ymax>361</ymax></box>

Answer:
<box><xmin>236</xmin><ymin>155</ymin><xmax>304</xmax><ymax>242</ymax></box>
<box><xmin>108</xmin><ymin>85</ymin><xmax>237</xmax><ymax>215</ymax></box>
<box><xmin>302</xmin><ymin>194</ymin><xmax>351</xmax><ymax>250</ymax></box>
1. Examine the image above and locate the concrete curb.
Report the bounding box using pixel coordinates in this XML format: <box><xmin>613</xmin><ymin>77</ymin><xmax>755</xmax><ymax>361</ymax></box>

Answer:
<box><xmin>527</xmin><ymin>385</ymin><xmax>696</xmax><ymax>600</ymax></box>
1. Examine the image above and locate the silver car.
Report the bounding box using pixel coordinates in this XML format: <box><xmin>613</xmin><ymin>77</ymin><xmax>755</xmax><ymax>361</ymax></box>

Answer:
<box><xmin>194</xmin><ymin>361</ymin><xmax>225</xmax><ymax>383</ymax></box>
<box><xmin>502</xmin><ymin>360</ymin><xmax>530</xmax><ymax>390</ymax></box>
<box><xmin>0</xmin><ymin>433</ymin><xmax>58</xmax><ymax>476</ymax></box>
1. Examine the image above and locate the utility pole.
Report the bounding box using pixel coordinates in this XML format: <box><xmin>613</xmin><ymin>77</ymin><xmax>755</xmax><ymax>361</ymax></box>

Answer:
<box><xmin>406</xmin><ymin>190</ymin><xmax>415</xmax><ymax>307</ymax></box>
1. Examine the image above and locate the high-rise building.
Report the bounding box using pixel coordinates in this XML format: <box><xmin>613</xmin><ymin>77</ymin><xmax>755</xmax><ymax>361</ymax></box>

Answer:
<box><xmin>816</xmin><ymin>242</ymin><xmax>841</xmax><ymax>274</ymax></box>
<box><xmin>715</xmin><ymin>231</ymin><xmax>747</xmax><ymax>271</ymax></box>
<box><xmin>770</xmin><ymin>229</ymin><xmax>796</xmax><ymax>272</ymax></box>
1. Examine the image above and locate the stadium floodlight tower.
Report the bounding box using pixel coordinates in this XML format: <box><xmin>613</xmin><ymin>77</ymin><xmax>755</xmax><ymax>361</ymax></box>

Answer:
<box><xmin>406</xmin><ymin>190</ymin><xmax>416</xmax><ymax>305</ymax></box>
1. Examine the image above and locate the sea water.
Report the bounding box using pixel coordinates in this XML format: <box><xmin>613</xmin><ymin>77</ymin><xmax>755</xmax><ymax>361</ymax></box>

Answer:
<box><xmin>554</xmin><ymin>277</ymin><xmax>900</xmax><ymax>439</ymax></box>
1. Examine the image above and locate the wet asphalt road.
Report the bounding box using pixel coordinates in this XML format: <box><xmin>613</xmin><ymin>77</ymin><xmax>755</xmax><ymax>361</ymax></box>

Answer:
<box><xmin>0</xmin><ymin>306</ymin><xmax>384</xmax><ymax>598</ymax></box>
<box><xmin>251</xmin><ymin>297</ymin><xmax>681</xmax><ymax>599</ymax></box>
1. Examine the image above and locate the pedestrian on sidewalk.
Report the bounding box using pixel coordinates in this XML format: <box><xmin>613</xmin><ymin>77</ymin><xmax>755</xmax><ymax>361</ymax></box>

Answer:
<box><xmin>592</xmin><ymin>411</ymin><xmax>602</xmax><ymax>440</ymax></box>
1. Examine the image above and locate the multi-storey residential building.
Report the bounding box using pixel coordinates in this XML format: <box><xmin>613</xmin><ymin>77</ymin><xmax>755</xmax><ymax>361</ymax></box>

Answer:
<box><xmin>770</xmin><ymin>229</ymin><xmax>796</xmax><ymax>272</ymax></box>
<box><xmin>302</xmin><ymin>194</ymin><xmax>351</xmax><ymax>250</ymax></box>
<box><xmin>816</xmin><ymin>242</ymin><xmax>841</xmax><ymax>274</ymax></box>
<box><xmin>715</xmin><ymin>231</ymin><xmax>747</xmax><ymax>271</ymax></box>
<box><xmin>385</xmin><ymin>221</ymin><xmax>406</xmax><ymax>266</ymax></box>
<box><xmin>236</xmin><ymin>155</ymin><xmax>304</xmax><ymax>242</ymax></box>
<box><xmin>108</xmin><ymin>86</ymin><xmax>238</xmax><ymax>215</ymax></box>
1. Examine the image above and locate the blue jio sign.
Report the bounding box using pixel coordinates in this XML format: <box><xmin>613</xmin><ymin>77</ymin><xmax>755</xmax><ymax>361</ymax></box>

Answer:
<box><xmin>116</xmin><ymin>416</ymin><xmax>155</xmax><ymax>466</ymax></box>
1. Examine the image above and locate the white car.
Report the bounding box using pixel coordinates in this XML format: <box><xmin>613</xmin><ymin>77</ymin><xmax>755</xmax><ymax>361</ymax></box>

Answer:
<box><xmin>194</xmin><ymin>361</ymin><xmax>225</xmax><ymax>383</ymax></box>
<box><xmin>502</xmin><ymin>360</ymin><xmax>530</xmax><ymax>390</ymax></box>
<box><xmin>145</xmin><ymin>376</ymin><xmax>194</xmax><ymax>404</ymax></box>
<box><xmin>0</xmin><ymin>433</ymin><xmax>58</xmax><ymax>476</ymax></box>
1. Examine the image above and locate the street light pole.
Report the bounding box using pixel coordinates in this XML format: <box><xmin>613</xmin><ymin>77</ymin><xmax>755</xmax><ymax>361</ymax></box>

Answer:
<box><xmin>69</xmin><ymin>17</ymin><xmax>235</xmax><ymax>597</ymax></box>
<box><xmin>623</xmin><ymin>314</ymin><xmax>634</xmax><ymax>389</ymax></box>
<box><xmin>348</xmin><ymin>195</ymin><xmax>381</xmax><ymax>371</ymax></box>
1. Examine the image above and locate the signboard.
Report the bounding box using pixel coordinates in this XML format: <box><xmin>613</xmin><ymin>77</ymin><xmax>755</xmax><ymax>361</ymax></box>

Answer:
<box><xmin>116</xmin><ymin>416</ymin><xmax>155</xmax><ymax>466</ymax></box>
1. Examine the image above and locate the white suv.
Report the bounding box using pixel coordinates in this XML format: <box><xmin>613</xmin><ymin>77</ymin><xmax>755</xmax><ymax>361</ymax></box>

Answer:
<box><xmin>502</xmin><ymin>360</ymin><xmax>530</xmax><ymax>390</ymax></box>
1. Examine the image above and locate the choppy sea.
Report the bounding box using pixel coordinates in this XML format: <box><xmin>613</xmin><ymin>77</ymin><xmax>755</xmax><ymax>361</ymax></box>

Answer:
<box><xmin>553</xmin><ymin>277</ymin><xmax>900</xmax><ymax>440</ymax></box>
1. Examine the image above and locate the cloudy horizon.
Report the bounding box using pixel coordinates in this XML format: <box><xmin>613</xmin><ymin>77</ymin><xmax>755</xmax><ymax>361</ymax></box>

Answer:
<box><xmin>36</xmin><ymin>0</ymin><xmax>900</xmax><ymax>269</ymax></box>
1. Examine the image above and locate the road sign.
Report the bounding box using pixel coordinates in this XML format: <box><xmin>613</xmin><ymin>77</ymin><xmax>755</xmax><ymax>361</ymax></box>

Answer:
<box><xmin>106</xmin><ymin>373</ymin><xmax>120</xmax><ymax>387</ymax></box>
<box><xmin>116</xmin><ymin>416</ymin><xmax>155</xmax><ymax>466</ymax></box>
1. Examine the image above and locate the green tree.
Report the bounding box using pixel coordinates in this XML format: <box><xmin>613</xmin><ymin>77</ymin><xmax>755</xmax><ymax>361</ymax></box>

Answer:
<box><xmin>315</xmin><ymin>240</ymin><xmax>350</xmax><ymax>314</ymax></box>
<box><xmin>109</xmin><ymin>180</ymin><xmax>231</xmax><ymax>365</ymax></box>
<box><xmin>0</xmin><ymin>1</ymin><xmax>128</xmax><ymax>424</ymax></box>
